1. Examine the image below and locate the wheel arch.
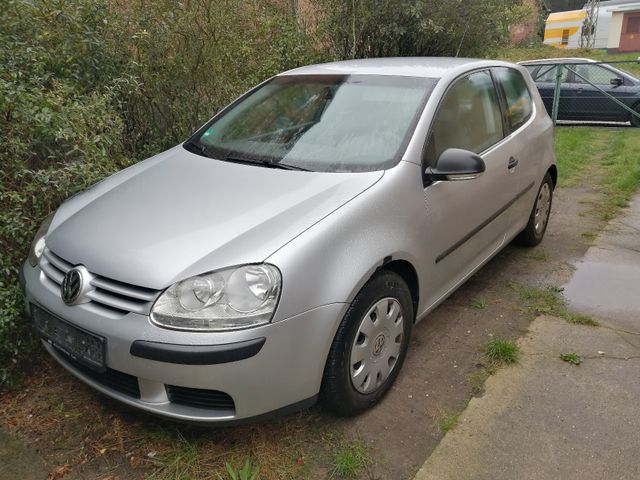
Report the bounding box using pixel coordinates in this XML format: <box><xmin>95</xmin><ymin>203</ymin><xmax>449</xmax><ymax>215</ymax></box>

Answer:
<box><xmin>547</xmin><ymin>164</ymin><xmax>558</xmax><ymax>189</ymax></box>
<box><xmin>379</xmin><ymin>259</ymin><xmax>420</xmax><ymax>318</ymax></box>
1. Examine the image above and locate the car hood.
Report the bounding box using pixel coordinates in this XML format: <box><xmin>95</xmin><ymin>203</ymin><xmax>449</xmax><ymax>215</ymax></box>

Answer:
<box><xmin>47</xmin><ymin>146</ymin><xmax>383</xmax><ymax>289</ymax></box>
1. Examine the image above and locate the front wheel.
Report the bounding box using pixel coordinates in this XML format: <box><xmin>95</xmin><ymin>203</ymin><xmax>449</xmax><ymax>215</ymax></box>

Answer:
<box><xmin>320</xmin><ymin>271</ymin><xmax>413</xmax><ymax>417</ymax></box>
<box><xmin>514</xmin><ymin>172</ymin><xmax>553</xmax><ymax>247</ymax></box>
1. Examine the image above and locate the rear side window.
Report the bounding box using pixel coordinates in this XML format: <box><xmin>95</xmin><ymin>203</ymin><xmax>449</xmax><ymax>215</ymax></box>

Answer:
<box><xmin>425</xmin><ymin>71</ymin><xmax>503</xmax><ymax>166</ymax></box>
<box><xmin>494</xmin><ymin>68</ymin><xmax>533</xmax><ymax>132</ymax></box>
<box><xmin>533</xmin><ymin>65</ymin><xmax>569</xmax><ymax>83</ymax></box>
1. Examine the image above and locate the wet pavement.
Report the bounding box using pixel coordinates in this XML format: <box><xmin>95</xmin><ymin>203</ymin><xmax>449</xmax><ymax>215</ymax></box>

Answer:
<box><xmin>415</xmin><ymin>194</ymin><xmax>640</xmax><ymax>480</ymax></box>
<box><xmin>564</xmin><ymin>194</ymin><xmax>640</xmax><ymax>331</ymax></box>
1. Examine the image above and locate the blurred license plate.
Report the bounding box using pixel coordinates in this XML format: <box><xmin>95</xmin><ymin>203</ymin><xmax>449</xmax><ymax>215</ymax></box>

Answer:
<box><xmin>32</xmin><ymin>305</ymin><xmax>105</xmax><ymax>371</ymax></box>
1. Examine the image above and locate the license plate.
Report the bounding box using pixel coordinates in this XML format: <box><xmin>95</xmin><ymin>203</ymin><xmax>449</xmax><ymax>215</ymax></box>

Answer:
<box><xmin>32</xmin><ymin>305</ymin><xmax>106</xmax><ymax>371</ymax></box>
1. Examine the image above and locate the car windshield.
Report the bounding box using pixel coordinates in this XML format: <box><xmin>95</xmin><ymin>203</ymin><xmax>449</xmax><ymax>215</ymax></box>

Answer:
<box><xmin>186</xmin><ymin>74</ymin><xmax>437</xmax><ymax>172</ymax></box>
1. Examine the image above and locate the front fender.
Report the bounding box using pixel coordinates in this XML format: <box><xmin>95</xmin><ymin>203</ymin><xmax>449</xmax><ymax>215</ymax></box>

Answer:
<box><xmin>267</xmin><ymin>161</ymin><xmax>425</xmax><ymax>324</ymax></box>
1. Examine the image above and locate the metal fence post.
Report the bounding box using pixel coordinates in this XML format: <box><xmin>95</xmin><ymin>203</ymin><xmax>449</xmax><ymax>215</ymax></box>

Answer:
<box><xmin>551</xmin><ymin>65</ymin><xmax>563</xmax><ymax>126</ymax></box>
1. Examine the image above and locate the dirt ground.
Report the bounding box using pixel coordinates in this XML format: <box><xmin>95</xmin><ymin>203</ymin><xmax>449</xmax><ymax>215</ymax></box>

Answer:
<box><xmin>0</xmin><ymin>181</ymin><xmax>607</xmax><ymax>480</ymax></box>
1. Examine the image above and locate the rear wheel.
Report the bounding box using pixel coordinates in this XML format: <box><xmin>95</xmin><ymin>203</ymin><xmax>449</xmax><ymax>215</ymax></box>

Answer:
<box><xmin>320</xmin><ymin>271</ymin><xmax>413</xmax><ymax>417</ymax></box>
<box><xmin>515</xmin><ymin>172</ymin><xmax>553</xmax><ymax>247</ymax></box>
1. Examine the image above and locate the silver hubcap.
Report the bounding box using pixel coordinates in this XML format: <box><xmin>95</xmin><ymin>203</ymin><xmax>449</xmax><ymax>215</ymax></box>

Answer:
<box><xmin>534</xmin><ymin>182</ymin><xmax>551</xmax><ymax>235</ymax></box>
<box><xmin>350</xmin><ymin>297</ymin><xmax>404</xmax><ymax>394</ymax></box>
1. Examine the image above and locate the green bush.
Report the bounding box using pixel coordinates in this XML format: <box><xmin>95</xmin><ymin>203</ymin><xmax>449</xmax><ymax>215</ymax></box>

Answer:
<box><xmin>316</xmin><ymin>0</ymin><xmax>530</xmax><ymax>59</ymax></box>
<box><xmin>0</xmin><ymin>0</ymin><xmax>319</xmax><ymax>385</ymax></box>
<box><xmin>1</xmin><ymin>0</ymin><xmax>131</xmax><ymax>384</ymax></box>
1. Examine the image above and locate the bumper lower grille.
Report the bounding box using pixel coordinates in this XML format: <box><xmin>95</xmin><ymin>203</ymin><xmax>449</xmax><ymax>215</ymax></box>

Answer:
<box><xmin>56</xmin><ymin>347</ymin><xmax>141</xmax><ymax>399</ymax></box>
<box><xmin>166</xmin><ymin>385</ymin><xmax>235</xmax><ymax>412</ymax></box>
<box><xmin>40</xmin><ymin>248</ymin><xmax>159</xmax><ymax>316</ymax></box>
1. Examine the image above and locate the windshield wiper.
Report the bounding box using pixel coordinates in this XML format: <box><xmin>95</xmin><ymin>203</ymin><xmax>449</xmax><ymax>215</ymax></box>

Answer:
<box><xmin>224</xmin><ymin>155</ymin><xmax>310</xmax><ymax>171</ymax></box>
<box><xmin>185</xmin><ymin>141</ymin><xmax>309</xmax><ymax>171</ymax></box>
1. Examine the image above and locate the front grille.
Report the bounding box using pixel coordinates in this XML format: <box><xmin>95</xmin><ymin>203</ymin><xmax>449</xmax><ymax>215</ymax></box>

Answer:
<box><xmin>55</xmin><ymin>347</ymin><xmax>141</xmax><ymax>399</ymax></box>
<box><xmin>166</xmin><ymin>385</ymin><xmax>235</xmax><ymax>412</ymax></box>
<box><xmin>40</xmin><ymin>248</ymin><xmax>159</xmax><ymax>316</ymax></box>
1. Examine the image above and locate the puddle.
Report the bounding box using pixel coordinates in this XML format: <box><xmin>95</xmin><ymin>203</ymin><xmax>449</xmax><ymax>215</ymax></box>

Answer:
<box><xmin>564</xmin><ymin>259</ymin><xmax>640</xmax><ymax>329</ymax></box>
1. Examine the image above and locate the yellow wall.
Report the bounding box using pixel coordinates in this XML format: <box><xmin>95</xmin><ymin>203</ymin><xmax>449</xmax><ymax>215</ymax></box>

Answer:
<box><xmin>544</xmin><ymin>26</ymin><xmax>581</xmax><ymax>40</ymax></box>
<box><xmin>544</xmin><ymin>9</ymin><xmax>585</xmax><ymax>48</ymax></box>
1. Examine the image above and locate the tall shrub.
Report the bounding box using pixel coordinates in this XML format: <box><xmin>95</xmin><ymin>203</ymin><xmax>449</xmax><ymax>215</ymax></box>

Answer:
<box><xmin>317</xmin><ymin>0</ymin><xmax>530</xmax><ymax>59</ymax></box>
<box><xmin>0</xmin><ymin>0</ymin><xmax>319</xmax><ymax>385</ymax></box>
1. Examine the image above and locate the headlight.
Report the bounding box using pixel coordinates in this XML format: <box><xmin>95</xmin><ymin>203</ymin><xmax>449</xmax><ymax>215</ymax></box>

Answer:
<box><xmin>28</xmin><ymin>213</ymin><xmax>54</xmax><ymax>267</ymax></box>
<box><xmin>150</xmin><ymin>264</ymin><xmax>282</xmax><ymax>331</ymax></box>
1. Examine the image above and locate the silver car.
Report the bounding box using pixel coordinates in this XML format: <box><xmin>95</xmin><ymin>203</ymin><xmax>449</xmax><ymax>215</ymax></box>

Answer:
<box><xmin>22</xmin><ymin>58</ymin><xmax>556</xmax><ymax>423</ymax></box>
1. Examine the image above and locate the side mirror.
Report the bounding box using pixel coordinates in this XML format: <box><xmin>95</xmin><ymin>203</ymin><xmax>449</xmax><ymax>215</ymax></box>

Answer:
<box><xmin>610</xmin><ymin>77</ymin><xmax>623</xmax><ymax>87</ymax></box>
<box><xmin>425</xmin><ymin>148</ymin><xmax>486</xmax><ymax>182</ymax></box>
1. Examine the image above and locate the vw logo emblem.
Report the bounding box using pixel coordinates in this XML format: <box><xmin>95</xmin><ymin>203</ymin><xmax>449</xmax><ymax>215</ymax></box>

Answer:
<box><xmin>61</xmin><ymin>268</ymin><xmax>84</xmax><ymax>305</ymax></box>
<box><xmin>372</xmin><ymin>334</ymin><xmax>386</xmax><ymax>356</ymax></box>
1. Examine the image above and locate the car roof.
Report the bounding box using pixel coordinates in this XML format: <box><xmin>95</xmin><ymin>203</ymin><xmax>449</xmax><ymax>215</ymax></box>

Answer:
<box><xmin>280</xmin><ymin>57</ymin><xmax>517</xmax><ymax>79</ymax></box>
<box><xmin>518</xmin><ymin>58</ymin><xmax>596</xmax><ymax>65</ymax></box>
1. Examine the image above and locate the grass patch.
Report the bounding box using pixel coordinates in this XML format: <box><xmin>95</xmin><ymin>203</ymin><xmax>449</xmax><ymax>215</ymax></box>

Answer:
<box><xmin>468</xmin><ymin>365</ymin><xmax>496</xmax><ymax>395</ymax></box>
<box><xmin>526</xmin><ymin>247</ymin><xmax>549</xmax><ymax>262</ymax></box>
<box><xmin>566</xmin><ymin>313</ymin><xmax>599</xmax><ymax>326</ymax></box>
<box><xmin>438</xmin><ymin>410</ymin><xmax>462</xmax><ymax>434</ymax></box>
<box><xmin>330</xmin><ymin>440</ymin><xmax>370</xmax><ymax>478</ymax></box>
<box><xmin>560</xmin><ymin>352</ymin><xmax>582</xmax><ymax>365</ymax></box>
<box><xmin>137</xmin><ymin>418</ymin><xmax>313</xmax><ymax>480</ymax></box>
<box><xmin>483</xmin><ymin>338</ymin><xmax>519</xmax><ymax>365</ymax></box>
<box><xmin>509</xmin><ymin>282</ymin><xmax>599</xmax><ymax>326</ymax></box>
<box><xmin>469</xmin><ymin>339</ymin><xmax>519</xmax><ymax>395</ymax></box>
<box><xmin>225</xmin><ymin>458</ymin><xmax>260</xmax><ymax>480</ymax></box>
<box><xmin>470</xmin><ymin>298</ymin><xmax>488</xmax><ymax>309</ymax></box>
<box><xmin>554</xmin><ymin>128</ymin><xmax>640</xmax><ymax>221</ymax></box>
<box><xmin>509</xmin><ymin>282</ymin><xmax>564</xmax><ymax>316</ymax></box>
<box><xmin>148</xmin><ymin>432</ymin><xmax>200</xmax><ymax>480</ymax></box>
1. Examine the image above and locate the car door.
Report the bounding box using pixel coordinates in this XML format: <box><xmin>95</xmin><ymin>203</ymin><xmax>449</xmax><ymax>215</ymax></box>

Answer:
<box><xmin>420</xmin><ymin>70</ymin><xmax>518</xmax><ymax>304</ymax></box>
<box><xmin>491</xmin><ymin>67</ymin><xmax>538</xmax><ymax>235</ymax></box>
<box><xmin>569</xmin><ymin>64</ymin><xmax>636</xmax><ymax>121</ymax></box>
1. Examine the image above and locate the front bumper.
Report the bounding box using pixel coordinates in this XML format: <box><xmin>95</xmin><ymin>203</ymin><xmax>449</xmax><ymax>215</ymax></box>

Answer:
<box><xmin>23</xmin><ymin>262</ymin><xmax>347</xmax><ymax>423</ymax></box>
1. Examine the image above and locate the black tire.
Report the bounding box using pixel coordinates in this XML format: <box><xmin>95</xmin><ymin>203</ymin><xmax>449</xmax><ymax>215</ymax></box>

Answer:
<box><xmin>631</xmin><ymin>104</ymin><xmax>640</xmax><ymax>128</ymax></box>
<box><xmin>320</xmin><ymin>270</ymin><xmax>413</xmax><ymax>417</ymax></box>
<box><xmin>515</xmin><ymin>172</ymin><xmax>553</xmax><ymax>247</ymax></box>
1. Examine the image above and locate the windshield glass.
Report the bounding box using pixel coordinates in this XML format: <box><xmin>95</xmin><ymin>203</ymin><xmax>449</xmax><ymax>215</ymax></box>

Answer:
<box><xmin>187</xmin><ymin>74</ymin><xmax>437</xmax><ymax>172</ymax></box>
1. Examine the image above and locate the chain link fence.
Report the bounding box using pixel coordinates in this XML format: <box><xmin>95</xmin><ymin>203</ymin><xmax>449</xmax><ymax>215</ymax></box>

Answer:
<box><xmin>521</xmin><ymin>60</ymin><xmax>640</xmax><ymax>127</ymax></box>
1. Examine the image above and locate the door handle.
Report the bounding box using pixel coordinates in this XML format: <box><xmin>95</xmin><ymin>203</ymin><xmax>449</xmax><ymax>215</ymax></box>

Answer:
<box><xmin>508</xmin><ymin>157</ymin><xmax>519</xmax><ymax>170</ymax></box>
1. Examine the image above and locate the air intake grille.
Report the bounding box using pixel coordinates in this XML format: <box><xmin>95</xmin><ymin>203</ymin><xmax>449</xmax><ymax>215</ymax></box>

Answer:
<box><xmin>40</xmin><ymin>248</ymin><xmax>159</xmax><ymax>316</ymax></box>
<box><xmin>166</xmin><ymin>385</ymin><xmax>236</xmax><ymax>412</ymax></box>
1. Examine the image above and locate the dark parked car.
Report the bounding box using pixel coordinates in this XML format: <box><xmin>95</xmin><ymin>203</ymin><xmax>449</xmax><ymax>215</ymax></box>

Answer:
<box><xmin>520</xmin><ymin>58</ymin><xmax>640</xmax><ymax>127</ymax></box>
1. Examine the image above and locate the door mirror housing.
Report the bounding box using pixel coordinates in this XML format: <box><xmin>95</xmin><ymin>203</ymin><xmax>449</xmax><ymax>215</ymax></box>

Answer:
<box><xmin>425</xmin><ymin>148</ymin><xmax>486</xmax><ymax>182</ymax></box>
<box><xmin>610</xmin><ymin>77</ymin><xmax>623</xmax><ymax>87</ymax></box>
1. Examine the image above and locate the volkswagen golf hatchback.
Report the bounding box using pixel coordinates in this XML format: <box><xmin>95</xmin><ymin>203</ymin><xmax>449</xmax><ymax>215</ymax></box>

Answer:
<box><xmin>22</xmin><ymin>58</ymin><xmax>556</xmax><ymax>423</ymax></box>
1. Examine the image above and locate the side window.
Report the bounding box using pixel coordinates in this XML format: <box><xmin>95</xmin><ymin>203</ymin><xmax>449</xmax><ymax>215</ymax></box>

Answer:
<box><xmin>534</xmin><ymin>65</ymin><xmax>569</xmax><ymax>83</ymax></box>
<box><xmin>425</xmin><ymin>71</ymin><xmax>503</xmax><ymax>166</ymax></box>
<box><xmin>573</xmin><ymin>64</ymin><xmax>619</xmax><ymax>85</ymax></box>
<box><xmin>494</xmin><ymin>67</ymin><xmax>533</xmax><ymax>132</ymax></box>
